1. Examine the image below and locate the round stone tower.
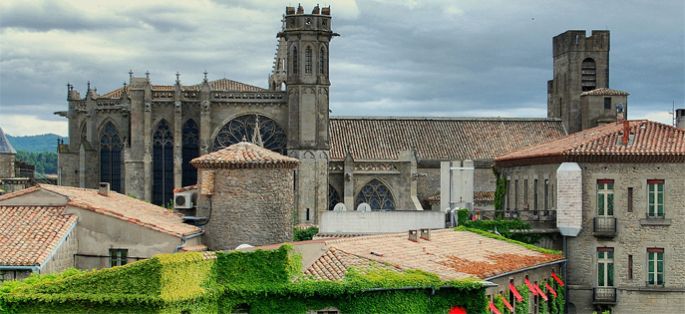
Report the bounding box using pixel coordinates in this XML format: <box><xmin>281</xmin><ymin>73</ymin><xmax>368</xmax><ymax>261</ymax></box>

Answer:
<box><xmin>190</xmin><ymin>141</ymin><xmax>299</xmax><ymax>250</ymax></box>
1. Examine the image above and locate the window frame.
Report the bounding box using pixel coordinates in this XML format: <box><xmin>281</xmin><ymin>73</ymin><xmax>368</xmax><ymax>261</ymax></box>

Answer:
<box><xmin>647</xmin><ymin>180</ymin><xmax>664</xmax><ymax>218</ymax></box>
<box><xmin>305</xmin><ymin>46</ymin><xmax>313</xmax><ymax>74</ymax></box>
<box><xmin>596</xmin><ymin>179</ymin><xmax>614</xmax><ymax>216</ymax></box>
<box><xmin>109</xmin><ymin>248</ymin><xmax>128</xmax><ymax>267</ymax></box>
<box><xmin>647</xmin><ymin>248</ymin><xmax>664</xmax><ymax>286</ymax></box>
<box><xmin>596</xmin><ymin>247</ymin><xmax>614</xmax><ymax>287</ymax></box>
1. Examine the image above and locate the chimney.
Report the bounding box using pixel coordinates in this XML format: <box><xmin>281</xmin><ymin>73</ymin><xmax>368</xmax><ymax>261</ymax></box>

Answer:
<box><xmin>622</xmin><ymin>120</ymin><xmax>630</xmax><ymax>145</ymax></box>
<box><xmin>420</xmin><ymin>228</ymin><xmax>431</xmax><ymax>241</ymax></box>
<box><xmin>676</xmin><ymin>109</ymin><xmax>685</xmax><ymax>129</ymax></box>
<box><xmin>98</xmin><ymin>182</ymin><xmax>110</xmax><ymax>196</ymax></box>
<box><xmin>408</xmin><ymin>230</ymin><xmax>419</xmax><ymax>242</ymax></box>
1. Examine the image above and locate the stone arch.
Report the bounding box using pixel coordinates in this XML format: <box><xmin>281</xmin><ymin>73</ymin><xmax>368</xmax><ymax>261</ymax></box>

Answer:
<box><xmin>328</xmin><ymin>184</ymin><xmax>341</xmax><ymax>211</ymax></box>
<box><xmin>152</xmin><ymin>119</ymin><xmax>174</xmax><ymax>206</ymax></box>
<box><xmin>99</xmin><ymin>121</ymin><xmax>123</xmax><ymax>192</ymax></box>
<box><xmin>319</xmin><ymin>45</ymin><xmax>327</xmax><ymax>75</ymax></box>
<box><xmin>581</xmin><ymin>58</ymin><xmax>597</xmax><ymax>91</ymax></box>
<box><xmin>355</xmin><ymin>178</ymin><xmax>396</xmax><ymax>211</ymax></box>
<box><xmin>212</xmin><ymin>114</ymin><xmax>287</xmax><ymax>155</ymax></box>
<box><xmin>181</xmin><ymin>119</ymin><xmax>199</xmax><ymax>187</ymax></box>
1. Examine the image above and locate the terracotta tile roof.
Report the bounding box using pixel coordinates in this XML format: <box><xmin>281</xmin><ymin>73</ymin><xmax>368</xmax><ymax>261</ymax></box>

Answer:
<box><xmin>100</xmin><ymin>87</ymin><xmax>124</xmax><ymax>99</ymax></box>
<box><xmin>496</xmin><ymin>120</ymin><xmax>685</xmax><ymax>166</ymax></box>
<box><xmin>329</xmin><ymin>117</ymin><xmax>567</xmax><ymax>161</ymax></box>
<box><xmin>580</xmin><ymin>88</ymin><xmax>630</xmax><ymax>96</ymax></box>
<box><xmin>99</xmin><ymin>78</ymin><xmax>266</xmax><ymax>99</ymax></box>
<box><xmin>191</xmin><ymin>142</ymin><xmax>299</xmax><ymax>169</ymax></box>
<box><xmin>321</xmin><ymin>229</ymin><xmax>563</xmax><ymax>280</ymax></box>
<box><xmin>304</xmin><ymin>247</ymin><xmax>399</xmax><ymax>280</ymax></box>
<box><xmin>0</xmin><ymin>206</ymin><xmax>77</xmax><ymax>267</ymax></box>
<box><xmin>0</xmin><ymin>185</ymin><xmax>201</xmax><ymax>238</ymax></box>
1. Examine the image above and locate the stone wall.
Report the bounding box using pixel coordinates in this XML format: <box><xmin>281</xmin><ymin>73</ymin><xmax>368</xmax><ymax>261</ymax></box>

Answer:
<box><xmin>319</xmin><ymin>211</ymin><xmax>444</xmax><ymax>234</ymax></box>
<box><xmin>0</xmin><ymin>153</ymin><xmax>15</xmax><ymax>178</ymax></box>
<box><xmin>201</xmin><ymin>167</ymin><xmax>294</xmax><ymax>250</ymax></box>
<box><xmin>42</xmin><ymin>226</ymin><xmax>78</xmax><ymax>274</ymax></box>
<box><xmin>566</xmin><ymin>162</ymin><xmax>685</xmax><ymax>313</ymax></box>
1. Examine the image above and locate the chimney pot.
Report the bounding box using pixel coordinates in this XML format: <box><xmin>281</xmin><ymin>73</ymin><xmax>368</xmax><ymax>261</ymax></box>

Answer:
<box><xmin>408</xmin><ymin>230</ymin><xmax>419</xmax><ymax>242</ymax></box>
<box><xmin>420</xmin><ymin>228</ymin><xmax>431</xmax><ymax>241</ymax></box>
<box><xmin>98</xmin><ymin>182</ymin><xmax>110</xmax><ymax>196</ymax></box>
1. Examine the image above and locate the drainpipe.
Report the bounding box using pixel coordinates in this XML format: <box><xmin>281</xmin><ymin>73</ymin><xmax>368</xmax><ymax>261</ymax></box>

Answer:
<box><xmin>175</xmin><ymin>230</ymin><xmax>205</xmax><ymax>252</ymax></box>
<box><xmin>563</xmin><ymin>235</ymin><xmax>569</xmax><ymax>314</ymax></box>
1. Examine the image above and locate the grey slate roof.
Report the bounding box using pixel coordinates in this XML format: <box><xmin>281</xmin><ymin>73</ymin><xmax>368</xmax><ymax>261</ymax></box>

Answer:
<box><xmin>329</xmin><ymin>117</ymin><xmax>567</xmax><ymax>161</ymax></box>
<box><xmin>0</xmin><ymin>127</ymin><xmax>16</xmax><ymax>154</ymax></box>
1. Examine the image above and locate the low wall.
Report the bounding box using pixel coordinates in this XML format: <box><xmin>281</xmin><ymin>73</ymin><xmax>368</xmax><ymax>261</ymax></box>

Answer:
<box><xmin>319</xmin><ymin>211</ymin><xmax>445</xmax><ymax>234</ymax></box>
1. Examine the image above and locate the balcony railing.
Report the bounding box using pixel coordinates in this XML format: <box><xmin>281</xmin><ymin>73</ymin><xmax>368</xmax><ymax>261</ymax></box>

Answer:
<box><xmin>593</xmin><ymin>287</ymin><xmax>616</xmax><ymax>304</ymax></box>
<box><xmin>593</xmin><ymin>217</ymin><xmax>617</xmax><ymax>237</ymax></box>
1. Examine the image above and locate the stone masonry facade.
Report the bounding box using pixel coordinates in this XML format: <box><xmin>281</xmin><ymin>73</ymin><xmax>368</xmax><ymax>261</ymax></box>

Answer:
<box><xmin>197</xmin><ymin>167</ymin><xmax>295</xmax><ymax>251</ymax></box>
<box><xmin>499</xmin><ymin>162</ymin><xmax>685</xmax><ymax>313</ymax></box>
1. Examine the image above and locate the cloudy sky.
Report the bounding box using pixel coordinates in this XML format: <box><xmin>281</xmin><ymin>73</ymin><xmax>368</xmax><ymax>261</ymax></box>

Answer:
<box><xmin>1</xmin><ymin>0</ymin><xmax>683</xmax><ymax>136</ymax></box>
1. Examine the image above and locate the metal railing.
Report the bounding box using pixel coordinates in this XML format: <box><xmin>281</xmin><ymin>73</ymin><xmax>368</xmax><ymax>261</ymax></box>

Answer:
<box><xmin>593</xmin><ymin>287</ymin><xmax>616</xmax><ymax>303</ymax></box>
<box><xmin>593</xmin><ymin>217</ymin><xmax>617</xmax><ymax>237</ymax></box>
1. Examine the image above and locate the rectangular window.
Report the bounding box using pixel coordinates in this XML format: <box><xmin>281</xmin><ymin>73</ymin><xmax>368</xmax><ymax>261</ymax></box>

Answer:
<box><xmin>514</xmin><ymin>180</ymin><xmax>519</xmax><ymax>210</ymax></box>
<box><xmin>544</xmin><ymin>179</ymin><xmax>549</xmax><ymax>210</ymax></box>
<box><xmin>647</xmin><ymin>180</ymin><xmax>664</xmax><ymax>218</ymax></box>
<box><xmin>647</xmin><ymin>248</ymin><xmax>664</xmax><ymax>286</ymax></box>
<box><xmin>627</xmin><ymin>187</ymin><xmax>633</xmax><ymax>212</ymax></box>
<box><xmin>506</xmin><ymin>179</ymin><xmax>511</xmax><ymax>210</ymax></box>
<box><xmin>597</xmin><ymin>179</ymin><xmax>614</xmax><ymax>216</ymax></box>
<box><xmin>523</xmin><ymin>179</ymin><xmax>529</xmax><ymax>209</ymax></box>
<box><xmin>628</xmin><ymin>255</ymin><xmax>633</xmax><ymax>280</ymax></box>
<box><xmin>597</xmin><ymin>247</ymin><xmax>614</xmax><ymax>287</ymax></box>
<box><xmin>109</xmin><ymin>249</ymin><xmax>128</xmax><ymax>267</ymax></box>
<box><xmin>533</xmin><ymin>179</ymin><xmax>539</xmax><ymax>211</ymax></box>
<box><xmin>604</xmin><ymin>97</ymin><xmax>612</xmax><ymax>110</ymax></box>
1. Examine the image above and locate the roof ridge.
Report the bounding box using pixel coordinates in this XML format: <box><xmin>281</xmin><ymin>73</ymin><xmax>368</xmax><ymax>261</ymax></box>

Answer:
<box><xmin>330</xmin><ymin>116</ymin><xmax>563</xmax><ymax>122</ymax></box>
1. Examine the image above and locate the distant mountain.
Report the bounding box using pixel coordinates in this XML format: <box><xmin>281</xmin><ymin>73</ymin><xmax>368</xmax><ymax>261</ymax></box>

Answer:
<box><xmin>6</xmin><ymin>133</ymin><xmax>68</xmax><ymax>153</ymax></box>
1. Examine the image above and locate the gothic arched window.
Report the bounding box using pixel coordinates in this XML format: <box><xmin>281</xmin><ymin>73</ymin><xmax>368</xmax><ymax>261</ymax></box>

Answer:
<box><xmin>292</xmin><ymin>46</ymin><xmax>298</xmax><ymax>74</ymax></box>
<box><xmin>328</xmin><ymin>185</ymin><xmax>340</xmax><ymax>211</ymax></box>
<box><xmin>153</xmin><ymin>120</ymin><xmax>174</xmax><ymax>206</ymax></box>
<box><xmin>319</xmin><ymin>47</ymin><xmax>326</xmax><ymax>75</ymax></box>
<box><xmin>212</xmin><ymin>115</ymin><xmax>287</xmax><ymax>155</ymax></box>
<box><xmin>355</xmin><ymin>179</ymin><xmax>395</xmax><ymax>211</ymax></box>
<box><xmin>305</xmin><ymin>46</ymin><xmax>312</xmax><ymax>74</ymax></box>
<box><xmin>182</xmin><ymin>119</ymin><xmax>199</xmax><ymax>187</ymax></box>
<box><xmin>99</xmin><ymin>122</ymin><xmax>122</xmax><ymax>192</ymax></box>
<box><xmin>581</xmin><ymin>58</ymin><xmax>596</xmax><ymax>91</ymax></box>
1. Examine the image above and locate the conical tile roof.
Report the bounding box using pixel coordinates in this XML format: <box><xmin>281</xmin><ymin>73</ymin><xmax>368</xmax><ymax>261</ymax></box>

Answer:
<box><xmin>191</xmin><ymin>141</ymin><xmax>299</xmax><ymax>169</ymax></box>
<box><xmin>0</xmin><ymin>127</ymin><xmax>16</xmax><ymax>154</ymax></box>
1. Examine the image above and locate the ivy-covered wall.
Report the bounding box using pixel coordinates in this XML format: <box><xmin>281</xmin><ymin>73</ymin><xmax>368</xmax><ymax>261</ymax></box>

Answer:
<box><xmin>0</xmin><ymin>246</ymin><xmax>488</xmax><ymax>314</ymax></box>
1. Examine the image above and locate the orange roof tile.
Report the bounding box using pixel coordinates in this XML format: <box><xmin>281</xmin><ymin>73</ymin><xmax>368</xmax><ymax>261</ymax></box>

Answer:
<box><xmin>496</xmin><ymin>120</ymin><xmax>685</xmax><ymax>166</ymax></box>
<box><xmin>322</xmin><ymin>229</ymin><xmax>562</xmax><ymax>280</ymax></box>
<box><xmin>99</xmin><ymin>78</ymin><xmax>266</xmax><ymax>99</ymax></box>
<box><xmin>191</xmin><ymin>142</ymin><xmax>299</xmax><ymax>169</ymax></box>
<box><xmin>304</xmin><ymin>247</ymin><xmax>399</xmax><ymax>280</ymax></box>
<box><xmin>329</xmin><ymin>117</ymin><xmax>566</xmax><ymax>161</ymax></box>
<box><xmin>580</xmin><ymin>88</ymin><xmax>630</xmax><ymax>96</ymax></box>
<box><xmin>0</xmin><ymin>206</ymin><xmax>77</xmax><ymax>267</ymax></box>
<box><xmin>253</xmin><ymin>229</ymin><xmax>563</xmax><ymax>281</ymax></box>
<box><xmin>0</xmin><ymin>185</ymin><xmax>201</xmax><ymax>238</ymax></box>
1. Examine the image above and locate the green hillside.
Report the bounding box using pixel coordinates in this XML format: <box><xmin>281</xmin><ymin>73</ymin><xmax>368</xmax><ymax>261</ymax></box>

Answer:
<box><xmin>6</xmin><ymin>133</ymin><xmax>67</xmax><ymax>153</ymax></box>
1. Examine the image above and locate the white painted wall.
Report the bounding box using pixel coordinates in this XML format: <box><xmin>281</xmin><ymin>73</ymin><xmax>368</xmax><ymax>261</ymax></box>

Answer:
<box><xmin>319</xmin><ymin>211</ymin><xmax>445</xmax><ymax>234</ymax></box>
<box><xmin>440</xmin><ymin>160</ymin><xmax>474</xmax><ymax>212</ymax></box>
<box><xmin>556</xmin><ymin>162</ymin><xmax>582</xmax><ymax>236</ymax></box>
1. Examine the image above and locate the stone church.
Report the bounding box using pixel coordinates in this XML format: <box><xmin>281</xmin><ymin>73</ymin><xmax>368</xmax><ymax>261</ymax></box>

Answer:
<box><xmin>56</xmin><ymin>5</ymin><xmax>621</xmax><ymax>224</ymax></box>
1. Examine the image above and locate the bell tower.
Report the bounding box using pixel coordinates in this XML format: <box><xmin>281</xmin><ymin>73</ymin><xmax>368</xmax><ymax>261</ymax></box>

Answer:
<box><xmin>282</xmin><ymin>4</ymin><xmax>337</xmax><ymax>224</ymax></box>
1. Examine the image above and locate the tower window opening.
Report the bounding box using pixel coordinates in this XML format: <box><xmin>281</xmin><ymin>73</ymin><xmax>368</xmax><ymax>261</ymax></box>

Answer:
<box><xmin>305</xmin><ymin>46</ymin><xmax>312</xmax><ymax>74</ymax></box>
<box><xmin>604</xmin><ymin>97</ymin><xmax>612</xmax><ymax>110</ymax></box>
<box><xmin>292</xmin><ymin>47</ymin><xmax>298</xmax><ymax>74</ymax></box>
<box><xmin>581</xmin><ymin>58</ymin><xmax>596</xmax><ymax>91</ymax></box>
<box><xmin>319</xmin><ymin>47</ymin><xmax>325</xmax><ymax>75</ymax></box>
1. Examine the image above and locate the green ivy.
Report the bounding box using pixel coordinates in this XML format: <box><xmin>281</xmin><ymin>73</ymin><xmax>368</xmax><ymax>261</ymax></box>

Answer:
<box><xmin>494</xmin><ymin>175</ymin><xmax>507</xmax><ymax>214</ymax></box>
<box><xmin>1</xmin><ymin>245</ymin><xmax>490</xmax><ymax>314</ymax></box>
<box><xmin>455</xmin><ymin>226</ymin><xmax>561</xmax><ymax>255</ymax></box>
<box><xmin>293</xmin><ymin>226</ymin><xmax>319</xmax><ymax>241</ymax></box>
<box><xmin>514</xmin><ymin>283</ymin><xmax>529</xmax><ymax>314</ymax></box>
